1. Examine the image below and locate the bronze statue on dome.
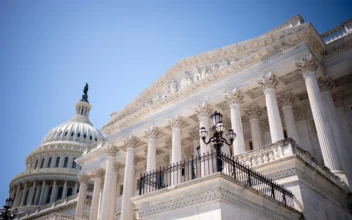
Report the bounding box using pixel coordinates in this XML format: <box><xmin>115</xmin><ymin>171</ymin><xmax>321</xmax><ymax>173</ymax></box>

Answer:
<box><xmin>81</xmin><ymin>83</ymin><xmax>89</xmax><ymax>103</ymax></box>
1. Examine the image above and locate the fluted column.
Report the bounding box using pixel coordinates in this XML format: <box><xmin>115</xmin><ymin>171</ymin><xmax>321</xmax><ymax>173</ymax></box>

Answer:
<box><xmin>319</xmin><ymin>76</ymin><xmax>350</xmax><ymax>181</ymax></box>
<box><xmin>169</xmin><ymin>115</ymin><xmax>183</xmax><ymax>182</ymax></box>
<box><xmin>100</xmin><ymin>145</ymin><xmax>119</xmax><ymax>220</ymax></box>
<box><xmin>196</xmin><ymin>103</ymin><xmax>211</xmax><ymax>155</ymax></box>
<box><xmin>19</xmin><ymin>182</ymin><xmax>28</xmax><ymax>207</ymax></box>
<box><xmin>110</xmin><ymin>162</ymin><xmax>120</xmax><ymax>220</ymax></box>
<box><xmin>13</xmin><ymin>185</ymin><xmax>21</xmax><ymax>207</ymax></box>
<box><xmin>73</xmin><ymin>182</ymin><xmax>78</xmax><ymax>195</ymax></box>
<box><xmin>90</xmin><ymin>169</ymin><xmax>105</xmax><ymax>220</ymax></box>
<box><xmin>38</xmin><ymin>181</ymin><xmax>46</xmax><ymax>205</ymax></box>
<box><xmin>258</xmin><ymin>73</ymin><xmax>284</xmax><ymax>142</ymax></box>
<box><xmin>28</xmin><ymin>181</ymin><xmax>36</xmax><ymax>205</ymax></box>
<box><xmin>145</xmin><ymin>126</ymin><xmax>159</xmax><ymax>172</ymax></box>
<box><xmin>278</xmin><ymin>90</ymin><xmax>300</xmax><ymax>144</ymax></box>
<box><xmin>121</xmin><ymin>136</ymin><xmax>138</xmax><ymax>220</ymax></box>
<box><xmin>62</xmin><ymin>180</ymin><xmax>68</xmax><ymax>198</ymax></box>
<box><xmin>34</xmin><ymin>183</ymin><xmax>41</xmax><ymax>205</ymax></box>
<box><xmin>75</xmin><ymin>174</ymin><xmax>90</xmax><ymax>219</ymax></box>
<box><xmin>246</xmin><ymin>105</ymin><xmax>263</xmax><ymax>149</ymax></box>
<box><xmin>225</xmin><ymin>88</ymin><xmax>245</xmax><ymax>155</ymax></box>
<box><xmin>50</xmin><ymin>180</ymin><xmax>58</xmax><ymax>203</ymax></box>
<box><xmin>295</xmin><ymin>54</ymin><xmax>342</xmax><ymax>172</ymax></box>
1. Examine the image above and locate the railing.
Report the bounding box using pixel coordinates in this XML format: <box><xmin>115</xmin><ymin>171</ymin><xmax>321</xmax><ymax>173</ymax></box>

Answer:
<box><xmin>138</xmin><ymin>151</ymin><xmax>294</xmax><ymax>207</ymax></box>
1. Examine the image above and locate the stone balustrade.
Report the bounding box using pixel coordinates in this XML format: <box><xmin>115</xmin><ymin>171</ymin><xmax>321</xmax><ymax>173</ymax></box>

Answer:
<box><xmin>320</xmin><ymin>19</ymin><xmax>352</xmax><ymax>44</ymax></box>
<box><xmin>11</xmin><ymin>168</ymin><xmax>79</xmax><ymax>182</ymax></box>
<box><xmin>233</xmin><ymin>138</ymin><xmax>345</xmax><ymax>188</ymax></box>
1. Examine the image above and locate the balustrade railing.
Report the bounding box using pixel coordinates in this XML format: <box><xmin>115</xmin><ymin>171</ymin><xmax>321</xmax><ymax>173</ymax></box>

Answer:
<box><xmin>138</xmin><ymin>151</ymin><xmax>294</xmax><ymax>207</ymax></box>
<box><xmin>321</xmin><ymin>25</ymin><xmax>347</xmax><ymax>44</ymax></box>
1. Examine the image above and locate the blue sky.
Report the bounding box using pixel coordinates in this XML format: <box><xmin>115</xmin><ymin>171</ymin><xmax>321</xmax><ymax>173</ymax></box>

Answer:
<box><xmin>0</xmin><ymin>0</ymin><xmax>351</xmax><ymax>202</ymax></box>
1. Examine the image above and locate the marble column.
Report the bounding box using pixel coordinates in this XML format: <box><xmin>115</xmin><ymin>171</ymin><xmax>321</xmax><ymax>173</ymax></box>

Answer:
<box><xmin>100</xmin><ymin>145</ymin><xmax>119</xmax><ymax>220</ymax></box>
<box><xmin>225</xmin><ymin>88</ymin><xmax>246</xmax><ymax>155</ymax></box>
<box><xmin>319</xmin><ymin>77</ymin><xmax>351</xmax><ymax>182</ymax></box>
<box><xmin>43</xmin><ymin>184</ymin><xmax>49</xmax><ymax>204</ymax></box>
<box><xmin>258</xmin><ymin>72</ymin><xmax>284</xmax><ymax>142</ymax></box>
<box><xmin>121</xmin><ymin>136</ymin><xmax>138</xmax><ymax>220</ymax></box>
<box><xmin>62</xmin><ymin>180</ymin><xmax>68</xmax><ymax>198</ymax></box>
<box><xmin>196</xmin><ymin>103</ymin><xmax>211</xmax><ymax>155</ymax></box>
<box><xmin>145</xmin><ymin>126</ymin><xmax>159</xmax><ymax>172</ymax></box>
<box><xmin>110</xmin><ymin>162</ymin><xmax>121</xmax><ymax>220</ymax></box>
<box><xmin>73</xmin><ymin>182</ymin><xmax>78</xmax><ymax>195</ymax></box>
<box><xmin>90</xmin><ymin>169</ymin><xmax>105</xmax><ymax>220</ymax></box>
<box><xmin>50</xmin><ymin>180</ymin><xmax>58</xmax><ymax>203</ymax></box>
<box><xmin>278</xmin><ymin>90</ymin><xmax>300</xmax><ymax>144</ymax></box>
<box><xmin>169</xmin><ymin>115</ymin><xmax>183</xmax><ymax>182</ymax></box>
<box><xmin>19</xmin><ymin>182</ymin><xmax>28</xmax><ymax>207</ymax></box>
<box><xmin>28</xmin><ymin>181</ymin><xmax>36</xmax><ymax>205</ymax></box>
<box><xmin>38</xmin><ymin>181</ymin><xmax>46</xmax><ymax>205</ymax></box>
<box><xmin>13</xmin><ymin>185</ymin><xmax>21</xmax><ymax>207</ymax></box>
<box><xmin>245</xmin><ymin>105</ymin><xmax>263</xmax><ymax>149</ymax></box>
<box><xmin>34</xmin><ymin>183</ymin><xmax>41</xmax><ymax>205</ymax></box>
<box><xmin>260</xmin><ymin>119</ymin><xmax>271</xmax><ymax>145</ymax></box>
<box><xmin>295</xmin><ymin>54</ymin><xmax>342</xmax><ymax>172</ymax></box>
<box><xmin>75</xmin><ymin>174</ymin><xmax>90</xmax><ymax>219</ymax></box>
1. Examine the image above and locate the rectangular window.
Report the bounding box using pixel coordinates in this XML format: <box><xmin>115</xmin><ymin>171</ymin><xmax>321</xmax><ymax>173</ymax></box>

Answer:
<box><xmin>72</xmin><ymin>158</ymin><xmax>76</xmax><ymax>169</ymax></box>
<box><xmin>63</xmin><ymin>157</ymin><xmax>68</xmax><ymax>168</ymax></box>
<box><xmin>47</xmin><ymin>157</ymin><xmax>52</xmax><ymax>167</ymax></box>
<box><xmin>55</xmin><ymin>157</ymin><xmax>60</xmax><ymax>168</ymax></box>
<box><xmin>120</xmin><ymin>184</ymin><xmax>123</xmax><ymax>195</ymax></box>
<box><xmin>40</xmin><ymin>158</ymin><xmax>45</xmax><ymax>168</ymax></box>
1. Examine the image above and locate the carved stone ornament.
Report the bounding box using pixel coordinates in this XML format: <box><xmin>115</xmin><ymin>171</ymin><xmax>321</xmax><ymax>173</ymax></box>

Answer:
<box><xmin>104</xmin><ymin>145</ymin><xmax>119</xmax><ymax>157</ymax></box>
<box><xmin>293</xmin><ymin>106</ymin><xmax>306</xmax><ymax>121</ymax></box>
<box><xmin>152</xmin><ymin>93</ymin><xmax>160</xmax><ymax>103</ymax></box>
<box><xmin>93</xmin><ymin>168</ymin><xmax>105</xmax><ymax>179</ymax></box>
<box><xmin>123</xmin><ymin>135</ymin><xmax>139</xmax><ymax>148</ymax></box>
<box><xmin>224</xmin><ymin>88</ymin><xmax>244</xmax><ymax>105</ymax></box>
<box><xmin>295</xmin><ymin>53</ymin><xmax>318</xmax><ymax>75</ymax></box>
<box><xmin>169</xmin><ymin>115</ymin><xmax>183</xmax><ymax>129</ymax></box>
<box><xmin>169</xmin><ymin>79</ymin><xmax>178</xmax><ymax>94</ymax></box>
<box><xmin>78</xmin><ymin>174</ymin><xmax>90</xmax><ymax>184</ymax></box>
<box><xmin>180</xmin><ymin>73</ymin><xmax>193</xmax><ymax>89</ymax></box>
<box><xmin>145</xmin><ymin>125</ymin><xmax>160</xmax><ymax>138</ymax></box>
<box><xmin>195</xmin><ymin>102</ymin><xmax>212</xmax><ymax>118</ymax></box>
<box><xmin>219</xmin><ymin>59</ymin><xmax>229</xmax><ymax>70</ymax></box>
<box><xmin>277</xmin><ymin>90</ymin><xmax>295</xmax><ymax>107</ymax></box>
<box><xmin>257</xmin><ymin>72</ymin><xmax>278</xmax><ymax>90</ymax></box>
<box><xmin>113</xmin><ymin>162</ymin><xmax>121</xmax><ymax>172</ymax></box>
<box><xmin>192</xmin><ymin>67</ymin><xmax>202</xmax><ymax>82</ymax></box>
<box><xmin>245</xmin><ymin>104</ymin><xmax>262</xmax><ymax>119</ymax></box>
<box><xmin>318</xmin><ymin>76</ymin><xmax>335</xmax><ymax>92</ymax></box>
<box><xmin>333</xmin><ymin>92</ymin><xmax>343</xmax><ymax>107</ymax></box>
<box><xmin>260</xmin><ymin>119</ymin><xmax>270</xmax><ymax>132</ymax></box>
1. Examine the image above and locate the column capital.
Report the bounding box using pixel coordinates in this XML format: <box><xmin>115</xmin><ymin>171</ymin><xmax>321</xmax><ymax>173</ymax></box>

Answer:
<box><xmin>169</xmin><ymin>115</ymin><xmax>183</xmax><ymax>129</ymax></box>
<box><xmin>78</xmin><ymin>174</ymin><xmax>90</xmax><ymax>184</ymax></box>
<box><xmin>295</xmin><ymin>53</ymin><xmax>318</xmax><ymax>76</ymax></box>
<box><xmin>123</xmin><ymin>135</ymin><xmax>139</xmax><ymax>148</ymax></box>
<box><xmin>257</xmin><ymin>72</ymin><xmax>278</xmax><ymax>91</ymax></box>
<box><xmin>93</xmin><ymin>168</ymin><xmax>105</xmax><ymax>180</ymax></box>
<box><xmin>333</xmin><ymin>92</ymin><xmax>344</xmax><ymax>107</ymax></box>
<box><xmin>104</xmin><ymin>144</ymin><xmax>119</xmax><ymax>157</ymax></box>
<box><xmin>277</xmin><ymin>90</ymin><xmax>295</xmax><ymax>107</ymax></box>
<box><xmin>293</xmin><ymin>106</ymin><xmax>306</xmax><ymax>121</ymax></box>
<box><xmin>318</xmin><ymin>76</ymin><xmax>335</xmax><ymax>92</ymax></box>
<box><xmin>245</xmin><ymin>104</ymin><xmax>262</xmax><ymax>119</ymax></box>
<box><xmin>224</xmin><ymin>88</ymin><xmax>244</xmax><ymax>105</ymax></box>
<box><xmin>145</xmin><ymin>125</ymin><xmax>160</xmax><ymax>138</ymax></box>
<box><xmin>113</xmin><ymin>162</ymin><xmax>121</xmax><ymax>172</ymax></box>
<box><xmin>260</xmin><ymin>119</ymin><xmax>270</xmax><ymax>132</ymax></box>
<box><xmin>195</xmin><ymin>102</ymin><xmax>212</xmax><ymax>119</ymax></box>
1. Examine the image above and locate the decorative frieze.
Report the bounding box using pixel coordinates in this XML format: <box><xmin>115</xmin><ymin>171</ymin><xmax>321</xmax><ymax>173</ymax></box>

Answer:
<box><xmin>245</xmin><ymin>104</ymin><xmax>262</xmax><ymax>119</ymax></box>
<box><xmin>169</xmin><ymin>115</ymin><xmax>183</xmax><ymax>129</ymax></box>
<box><xmin>180</xmin><ymin>73</ymin><xmax>193</xmax><ymax>89</ymax></box>
<box><xmin>257</xmin><ymin>72</ymin><xmax>278</xmax><ymax>90</ymax></box>
<box><xmin>277</xmin><ymin>90</ymin><xmax>295</xmax><ymax>107</ymax></box>
<box><xmin>224</xmin><ymin>88</ymin><xmax>244</xmax><ymax>105</ymax></box>
<box><xmin>295</xmin><ymin>53</ymin><xmax>318</xmax><ymax>76</ymax></box>
<box><xmin>169</xmin><ymin>80</ymin><xmax>178</xmax><ymax>94</ymax></box>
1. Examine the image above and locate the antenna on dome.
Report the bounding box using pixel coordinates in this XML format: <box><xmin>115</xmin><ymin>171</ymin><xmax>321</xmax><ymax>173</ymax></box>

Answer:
<box><xmin>80</xmin><ymin>83</ymin><xmax>89</xmax><ymax>103</ymax></box>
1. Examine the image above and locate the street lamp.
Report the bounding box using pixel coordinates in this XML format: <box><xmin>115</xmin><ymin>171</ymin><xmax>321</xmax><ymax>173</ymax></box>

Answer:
<box><xmin>0</xmin><ymin>198</ymin><xmax>17</xmax><ymax>220</ymax></box>
<box><xmin>199</xmin><ymin>111</ymin><xmax>236</xmax><ymax>172</ymax></box>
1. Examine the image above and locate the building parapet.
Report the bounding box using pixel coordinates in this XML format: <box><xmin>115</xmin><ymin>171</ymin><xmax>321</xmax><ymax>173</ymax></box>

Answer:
<box><xmin>320</xmin><ymin>18</ymin><xmax>352</xmax><ymax>44</ymax></box>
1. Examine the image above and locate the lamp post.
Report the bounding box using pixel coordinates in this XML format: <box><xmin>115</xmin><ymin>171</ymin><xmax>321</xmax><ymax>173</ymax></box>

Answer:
<box><xmin>0</xmin><ymin>198</ymin><xmax>18</xmax><ymax>220</ymax></box>
<box><xmin>199</xmin><ymin>111</ymin><xmax>236</xmax><ymax>172</ymax></box>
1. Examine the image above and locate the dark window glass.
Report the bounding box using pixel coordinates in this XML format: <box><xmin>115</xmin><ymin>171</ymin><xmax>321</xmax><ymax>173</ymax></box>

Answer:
<box><xmin>84</xmin><ymin>134</ymin><xmax>87</xmax><ymax>138</ymax></box>
<box><xmin>90</xmin><ymin>136</ymin><xmax>92</xmax><ymax>140</ymax></box>
<box><xmin>72</xmin><ymin>158</ymin><xmax>77</xmax><ymax>169</ymax></box>
<box><xmin>64</xmin><ymin>132</ymin><xmax>68</xmax><ymax>136</ymax></box>
<box><xmin>55</xmin><ymin>157</ymin><xmax>60</xmax><ymax>168</ymax></box>
<box><xmin>40</xmin><ymin>158</ymin><xmax>45</xmax><ymax>168</ymax></box>
<box><xmin>95</xmin><ymin>138</ymin><xmax>97</xmax><ymax>141</ymax></box>
<box><xmin>67</xmin><ymin>188</ymin><xmax>73</xmax><ymax>197</ymax></box>
<box><xmin>47</xmin><ymin>157</ymin><xmax>52</xmax><ymax>167</ymax></box>
<box><xmin>71</xmin><ymin>132</ymin><xmax>74</xmax><ymax>137</ymax></box>
<box><xmin>63</xmin><ymin>157</ymin><xmax>68</xmax><ymax>168</ymax></box>
<box><xmin>57</xmin><ymin>187</ymin><xmax>63</xmax><ymax>200</ymax></box>
<box><xmin>35</xmin><ymin>160</ymin><xmax>38</xmax><ymax>169</ymax></box>
<box><xmin>46</xmin><ymin>187</ymin><xmax>52</xmax><ymax>204</ymax></box>
<box><xmin>120</xmin><ymin>185</ymin><xmax>123</xmax><ymax>195</ymax></box>
<box><xmin>77</xmin><ymin>133</ymin><xmax>80</xmax><ymax>137</ymax></box>
<box><xmin>249</xmin><ymin>140</ymin><xmax>253</xmax><ymax>151</ymax></box>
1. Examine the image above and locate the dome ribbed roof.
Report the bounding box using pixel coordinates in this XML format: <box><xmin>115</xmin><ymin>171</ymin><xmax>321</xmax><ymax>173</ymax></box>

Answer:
<box><xmin>41</xmin><ymin>116</ymin><xmax>103</xmax><ymax>145</ymax></box>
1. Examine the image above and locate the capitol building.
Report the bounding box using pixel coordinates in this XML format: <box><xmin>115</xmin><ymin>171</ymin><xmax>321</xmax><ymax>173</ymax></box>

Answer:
<box><xmin>6</xmin><ymin>15</ymin><xmax>352</xmax><ymax>220</ymax></box>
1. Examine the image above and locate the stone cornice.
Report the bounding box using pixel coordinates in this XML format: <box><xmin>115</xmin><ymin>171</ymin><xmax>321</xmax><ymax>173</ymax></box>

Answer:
<box><xmin>102</xmin><ymin>23</ymin><xmax>323</xmax><ymax>135</ymax></box>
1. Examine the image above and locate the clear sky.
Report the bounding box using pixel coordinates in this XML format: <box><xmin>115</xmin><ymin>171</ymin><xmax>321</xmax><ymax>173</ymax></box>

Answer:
<box><xmin>0</xmin><ymin>0</ymin><xmax>351</xmax><ymax>202</ymax></box>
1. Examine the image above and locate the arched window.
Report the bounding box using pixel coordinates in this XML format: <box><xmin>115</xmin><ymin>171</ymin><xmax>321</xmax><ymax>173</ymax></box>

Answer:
<box><xmin>56</xmin><ymin>187</ymin><xmax>63</xmax><ymax>200</ymax></box>
<box><xmin>72</xmin><ymin>158</ymin><xmax>77</xmax><ymax>169</ymax></box>
<box><xmin>55</xmin><ymin>157</ymin><xmax>60</xmax><ymax>168</ymax></box>
<box><xmin>47</xmin><ymin>157</ymin><xmax>52</xmax><ymax>168</ymax></box>
<box><xmin>63</xmin><ymin>157</ymin><xmax>69</xmax><ymax>168</ymax></box>
<box><xmin>40</xmin><ymin>158</ymin><xmax>45</xmax><ymax>168</ymax></box>
<box><xmin>35</xmin><ymin>160</ymin><xmax>38</xmax><ymax>169</ymax></box>
<box><xmin>67</xmin><ymin>188</ymin><xmax>73</xmax><ymax>197</ymax></box>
